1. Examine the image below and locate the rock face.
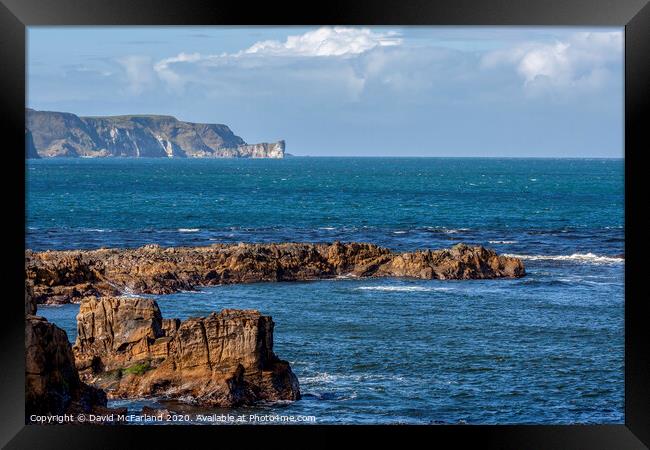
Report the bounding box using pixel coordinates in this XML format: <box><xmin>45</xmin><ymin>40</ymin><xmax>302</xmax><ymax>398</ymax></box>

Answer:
<box><xmin>26</xmin><ymin>242</ymin><xmax>525</xmax><ymax>304</ymax></box>
<box><xmin>25</xmin><ymin>316</ymin><xmax>111</xmax><ymax>419</ymax></box>
<box><xmin>25</xmin><ymin>129</ymin><xmax>40</xmax><ymax>159</ymax></box>
<box><xmin>374</xmin><ymin>244</ymin><xmax>523</xmax><ymax>280</ymax></box>
<box><xmin>26</xmin><ymin>108</ymin><xmax>284</xmax><ymax>159</ymax></box>
<box><xmin>235</xmin><ymin>140</ymin><xmax>285</xmax><ymax>159</ymax></box>
<box><xmin>25</xmin><ymin>281</ymin><xmax>37</xmax><ymax>316</ymax></box>
<box><xmin>73</xmin><ymin>296</ymin><xmax>300</xmax><ymax>407</ymax></box>
<box><xmin>24</xmin><ymin>285</ymin><xmax>116</xmax><ymax>421</ymax></box>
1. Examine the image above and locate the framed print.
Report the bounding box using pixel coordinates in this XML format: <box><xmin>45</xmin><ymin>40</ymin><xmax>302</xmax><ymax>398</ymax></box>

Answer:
<box><xmin>1</xmin><ymin>0</ymin><xmax>648</xmax><ymax>448</ymax></box>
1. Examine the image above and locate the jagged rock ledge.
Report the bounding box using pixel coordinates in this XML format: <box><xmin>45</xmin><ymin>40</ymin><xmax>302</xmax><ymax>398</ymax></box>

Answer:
<box><xmin>73</xmin><ymin>296</ymin><xmax>300</xmax><ymax>407</ymax></box>
<box><xmin>26</xmin><ymin>242</ymin><xmax>525</xmax><ymax>305</ymax></box>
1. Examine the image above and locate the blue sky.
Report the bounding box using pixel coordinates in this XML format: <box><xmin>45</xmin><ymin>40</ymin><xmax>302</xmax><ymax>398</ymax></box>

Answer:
<box><xmin>27</xmin><ymin>26</ymin><xmax>623</xmax><ymax>157</ymax></box>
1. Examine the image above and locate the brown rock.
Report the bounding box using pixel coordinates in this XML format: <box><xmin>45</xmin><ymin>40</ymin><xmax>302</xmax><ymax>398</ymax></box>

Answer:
<box><xmin>26</xmin><ymin>242</ymin><xmax>525</xmax><ymax>304</ymax></box>
<box><xmin>73</xmin><ymin>297</ymin><xmax>300</xmax><ymax>407</ymax></box>
<box><xmin>377</xmin><ymin>243</ymin><xmax>525</xmax><ymax>280</ymax></box>
<box><xmin>74</xmin><ymin>296</ymin><xmax>163</xmax><ymax>370</ymax></box>
<box><xmin>25</xmin><ymin>280</ymin><xmax>37</xmax><ymax>316</ymax></box>
<box><xmin>25</xmin><ymin>315</ymin><xmax>110</xmax><ymax>421</ymax></box>
<box><xmin>25</xmin><ymin>279</ymin><xmax>125</xmax><ymax>422</ymax></box>
<box><xmin>140</xmin><ymin>406</ymin><xmax>174</xmax><ymax>419</ymax></box>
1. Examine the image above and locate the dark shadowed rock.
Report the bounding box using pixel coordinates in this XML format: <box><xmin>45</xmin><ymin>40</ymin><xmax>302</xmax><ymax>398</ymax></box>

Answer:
<box><xmin>26</xmin><ymin>242</ymin><xmax>525</xmax><ymax>304</ymax></box>
<box><xmin>25</xmin><ymin>281</ymin><xmax>36</xmax><ymax>316</ymax></box>
<box><xmin>25</xmin><ymin>316</ymin><xmax>110</xmax><ymax>420</ymax></box>
<box><xmin>25</xmin><ymin>129</ymin><xmax>40</xmax><ymax>159</ymax></box>
<box><xmin>140</xmin><ymin>406</ymin><xmax>174</xmax><ymax>419</ymax></box>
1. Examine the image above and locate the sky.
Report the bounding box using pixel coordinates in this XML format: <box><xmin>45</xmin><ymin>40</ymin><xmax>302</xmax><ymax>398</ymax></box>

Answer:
<box><xmin>27</xmin><ymin>26</ymin><xmax>624</xmax><ymax>157</ymax></box>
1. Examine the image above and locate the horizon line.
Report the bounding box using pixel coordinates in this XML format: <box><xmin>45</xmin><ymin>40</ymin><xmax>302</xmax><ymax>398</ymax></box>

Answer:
<box><xmin>286</xmin><ymin>155</ymin><xmax>624</xmax><ymax>159</ymax></box>
<box><xmin>28</xmin><ymin>155</ymin><xmax>625</xmax><ymax>160</ymax></box>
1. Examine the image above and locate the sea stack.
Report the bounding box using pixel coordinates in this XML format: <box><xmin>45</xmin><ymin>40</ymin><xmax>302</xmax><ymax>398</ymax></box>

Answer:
<box><xmin>73</xmin><ymin>296</ymin><xmax>301</xmax><ymax>407</ymax></box>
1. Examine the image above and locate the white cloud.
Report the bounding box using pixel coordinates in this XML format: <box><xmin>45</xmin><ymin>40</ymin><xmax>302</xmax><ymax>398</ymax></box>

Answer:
<box><xmin>481</xmin><ymin>31</ymin><xmax>622</xmax><ymax>95</ymax></box>
<box><xmin>153</xmin><ymin>52</ymin><xmax>201</xmax><ymax>91</ymax></box>
<box><xmin>241</xmin><ymin>27</ymin><xmax>402</xmax><ymax>57</ymax></box>
<box><xmin>154</xmin><ymin>52</ymin><xmax>202</xmax><ymax>72</ymax></box>
<box><xmin>141</xmin><ymin>29</ymin><xmax>620</xmax><ymax>102</ymax></box>
<box><xmin>149</xmin><ymin>27</ymin><xmax>402</xmax><ymax>96</ymax></box>
<box><xmin>117</xmin><ymin>55</ymin><xmax>156</xmax><ymax>94</ymax></box>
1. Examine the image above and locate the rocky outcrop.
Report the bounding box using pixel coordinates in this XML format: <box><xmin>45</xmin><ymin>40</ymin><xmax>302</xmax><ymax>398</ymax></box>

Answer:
<box><xmin>26</xmin><ymin>108</ymin><xmax>284</xmax><ymax>158</ymax></box>
<box><xmin>73</xmin><ymin>296</ymin><xmax>300</xmax><ymax>407</ymax></box>
<box><xmin>25</xmin><ymin>285</ymin><xmax>120</xmax><ymax>422</ymax></box>
<box><xmin>26</xmin><ymin>242</ymin><xmax>525</xmax><ymax>304</ymax></box>
<box><xmin>374</xmin><ymin>244</ymin><xmax>523</xmax><ymax>280</ymax></box>
<box><xmin>233</xmin><ymin>140</ymin><xmax>285</xmax><ymax>159</ymax></box>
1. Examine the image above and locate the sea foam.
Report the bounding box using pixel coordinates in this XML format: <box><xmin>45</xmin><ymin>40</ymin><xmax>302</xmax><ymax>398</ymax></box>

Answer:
<box><xmin>504</xmin><ymin>253</ymin><xmax>623</xmax><ymax>265</ymax></box>
<box><xmin>355</xmin><ymin>286</ymin><xmax>453</xmax><ymax>292</ymax></box>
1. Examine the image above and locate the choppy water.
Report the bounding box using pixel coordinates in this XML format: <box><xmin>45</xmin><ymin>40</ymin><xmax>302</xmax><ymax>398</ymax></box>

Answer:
<box><xmin>29</xmin><ymin>157</ymin><xmax>624</xmax><ymax>424</ymax></box>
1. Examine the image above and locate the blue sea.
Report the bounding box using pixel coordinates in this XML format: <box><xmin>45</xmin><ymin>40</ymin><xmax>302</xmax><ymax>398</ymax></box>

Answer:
<box><xmin>27</xmin><ymin>157</ymin><xmax>624</xmax><ymax>425</ymax></box>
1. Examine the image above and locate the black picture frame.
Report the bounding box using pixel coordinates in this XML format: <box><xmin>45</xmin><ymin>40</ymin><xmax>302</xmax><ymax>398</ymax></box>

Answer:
<box><xmin>1</xmin><ymin>0</ymin><xmax>648</xmax><ymax>448</ymax></box>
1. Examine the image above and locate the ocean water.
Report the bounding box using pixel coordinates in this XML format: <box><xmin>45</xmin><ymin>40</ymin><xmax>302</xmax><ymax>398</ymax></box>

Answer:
<box><xmin>28</xmin><ymin>157</ymin><xmax>624</xmax><ymax>424</ymax></box>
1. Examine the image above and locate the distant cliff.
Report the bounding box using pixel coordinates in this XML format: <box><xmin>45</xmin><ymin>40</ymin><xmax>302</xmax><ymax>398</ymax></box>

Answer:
<box><xmin>25</xmin><ymin>129</ymin><xmax>40</xmax><ymax>159</ymax></box>
<box><xmin>25</xmin><ymin>108</ymin><xmax>284</xmax><ymax>159</ymax></box>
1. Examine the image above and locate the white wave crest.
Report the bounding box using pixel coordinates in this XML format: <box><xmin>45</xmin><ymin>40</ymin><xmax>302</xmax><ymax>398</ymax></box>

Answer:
<box><xmin>426</xmin><ymin>227</ymin><xmax>470</xmax><ymax>234</ymax></box>
<box><xmin>488</xmin><ymin>240</ymin><xmax>518</xmax><ymax>244</ymax></box>
<box><xmin>355</xmin><ymin>286</ymin><xmax>452</xmax><ymax>292</ymax></box>
<box><xmin>336</xmin><ymin>274</ymin><xmax>358</xmax><ymax>279</ymax></box>
<box><xmin>301</xmin><ymin>372</ymin><xmax>338</xmax><ymax>384</ymax></box>
<box><xmin>178</xmin><ymin>228</ymin><xmax>200</xmax><ymax>232</ymax></box>
<box><xmin>504</xmin><ymin>253</ymin><xmax>623</xmax><ymax>264</ymax></box>
<box><xmin>301</xmin><ymin>372</ymin><xmax>406</xmax><ymax>384</ymax></box>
